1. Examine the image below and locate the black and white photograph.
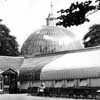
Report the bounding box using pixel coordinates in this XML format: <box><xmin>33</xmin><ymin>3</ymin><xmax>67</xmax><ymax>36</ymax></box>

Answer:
<box><xmin>0</xmin><ymin>0</ymin><xmax>100</xmax><ymax>100</ymax></box>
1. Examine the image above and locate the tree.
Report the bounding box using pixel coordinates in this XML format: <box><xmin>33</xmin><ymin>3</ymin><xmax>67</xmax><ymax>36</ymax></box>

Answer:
<box><xmin>0</xmin><ymin>20</ymin><xmax>20</xmax><ymax>56</ymax></box>
<box><xmin>83</xmin><ymin>24</ymin><xmax>100</xmax><ymax>47</ymax></box>
<box><xmin>56</xmin><ymin>0</ymin><xmax>100</xmax><ymax>48</ymax></box>
<box><xmin>56</xmin><ymin>0</ymin><xmax>96</xmax><ymax>27</ymax></box>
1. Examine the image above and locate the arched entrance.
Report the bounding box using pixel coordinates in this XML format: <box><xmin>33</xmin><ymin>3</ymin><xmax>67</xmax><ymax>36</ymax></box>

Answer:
<box><xmin>2</xmin><ymin>68</ymin><xmax>18</xmax><ymax>93</ymax></box>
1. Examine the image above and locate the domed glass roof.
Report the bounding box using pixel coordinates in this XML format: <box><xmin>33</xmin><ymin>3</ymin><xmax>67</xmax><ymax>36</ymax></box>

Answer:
<box><xmin>21</xmin><ymin>4</ymin><xmax>83</xmax><ymax>56</ymax></box>
<box><xmin>21</xmin><ymin>26</ymin><xmax>81</xmax><ymax>56</ymax></box>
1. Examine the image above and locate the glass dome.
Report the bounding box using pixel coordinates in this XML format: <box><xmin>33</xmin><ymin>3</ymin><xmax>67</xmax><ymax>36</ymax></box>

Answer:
<box><xmin>21</xmin><ymin>5</ymin><xmax>83</xmax><ymax>56</ymax></box>
<box><xmin>21</xmin><ymin>26</ymin><xmax>82</xmax><ymax>56</ymax></box>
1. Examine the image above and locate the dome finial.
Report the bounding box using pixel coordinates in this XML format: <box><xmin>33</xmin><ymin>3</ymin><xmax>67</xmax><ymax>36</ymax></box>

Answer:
<box><xmin>50</xmin><ymin>0</ymin><xmax>53</xmax><ymax>15</ymax></box>
<box><xmin>46</xmin><ymin>0</ymin><xmax>56</xmax><ymax>26</ymax></box>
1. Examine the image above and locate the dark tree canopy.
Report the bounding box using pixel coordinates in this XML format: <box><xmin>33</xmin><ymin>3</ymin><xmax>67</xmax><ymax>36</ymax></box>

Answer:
<box><xmin>56</xmin><ymin>0</ymin><xmax>96</xmax><ymax>27</ymax></box>
<box><xmin>56</xmin><ymin>0</ymin><xmax>100</xmax><ymax>48</ymax></box>
<box><xmin>0</xmin><ymin>20</ymin><xmax>20</xmax><ymax>56</ymax></box>
<box><xmin>83</xmin><ymin>24</ymin><xmax>100</xmax><ymax>47</ymax></box>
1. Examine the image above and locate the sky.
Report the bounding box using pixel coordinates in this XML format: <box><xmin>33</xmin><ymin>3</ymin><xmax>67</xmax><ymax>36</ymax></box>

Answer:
<box><xmin>0</xmin><ymin>0</ymin><xmax>100</xmax><ymax>49</ymax></box>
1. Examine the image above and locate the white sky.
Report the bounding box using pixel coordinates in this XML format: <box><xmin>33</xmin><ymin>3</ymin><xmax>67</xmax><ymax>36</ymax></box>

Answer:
<box><xmin>0</xmin><ymin>0</ymin><xmax>100</xmax><ymax>48</ymax></box>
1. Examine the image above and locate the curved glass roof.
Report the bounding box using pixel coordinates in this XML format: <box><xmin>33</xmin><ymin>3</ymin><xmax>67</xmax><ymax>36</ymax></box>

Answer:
<box><xmin>21</xmin><ymin>26</ymin><xmax>80</xmax><ymax>56</ymax></box>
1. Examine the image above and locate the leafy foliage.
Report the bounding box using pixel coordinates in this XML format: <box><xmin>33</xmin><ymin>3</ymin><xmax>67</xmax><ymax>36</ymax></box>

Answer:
<box><xmin>56</xmin><ymin>0</ymin><xmax>100</xmax><ymax>48</ymax></box>
<box><xmin>83</xmin><ymin>24</ymin><xmax>100</xmax><ymax>47</ymax></box>
<box><xmin>0</xmin><ymin>20</ymin><xmax>20</xmax><ymax>56</ymax></box>
<box><xmin>96</xmin><ymin>0</ymin><xmax>100</xmax><ymax>9</ymax></box>
<box><xmin>56</xmin><ymin>0</ymin><xmax>96</xmax><ymax>27</ymax></box>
